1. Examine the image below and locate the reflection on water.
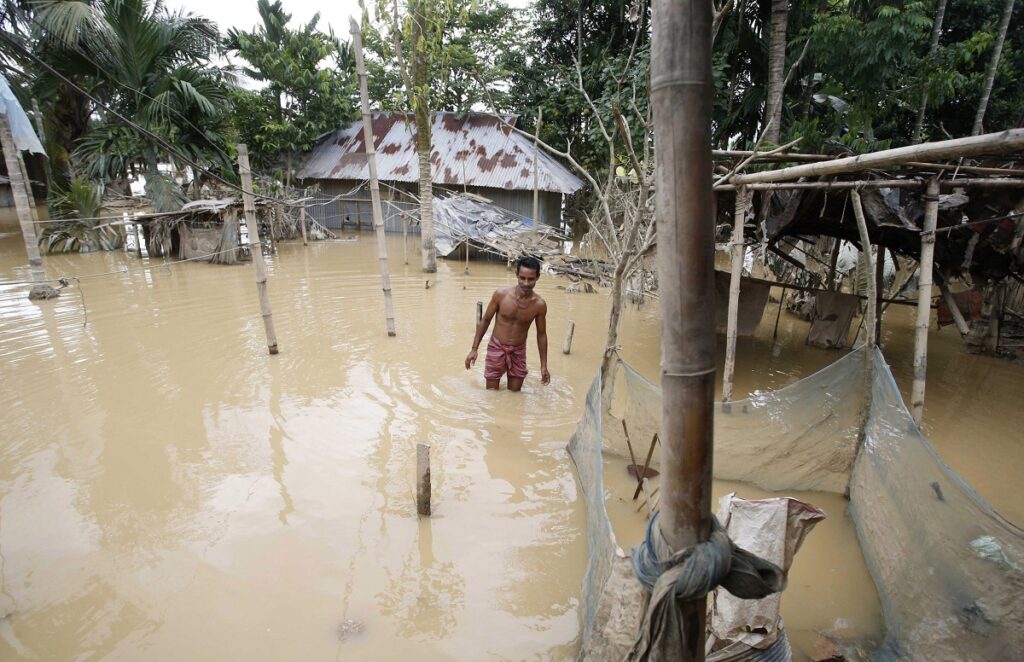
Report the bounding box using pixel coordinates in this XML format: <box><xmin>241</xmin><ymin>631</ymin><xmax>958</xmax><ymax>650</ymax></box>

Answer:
<box><xmin>0</xmin><ymin>215</ymin><xmax>1021</xmax><ymax>660</ymax></box>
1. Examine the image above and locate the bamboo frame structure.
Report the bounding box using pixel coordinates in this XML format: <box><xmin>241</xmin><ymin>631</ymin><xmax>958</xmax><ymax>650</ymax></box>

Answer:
<box><xmin>850</xmin><ymin>189</ymin><xmax>877</xmax><ymax>347</ymax></box>
<box><xmin>910</xmin><ymin>178</ymin><xmax>940</xmax><ymax>424</ymax></box>
<box><xmin>237</xmin><ymin>144</ymin><xmax>279</xmax><ymax>355</ymax></box>
<box><xmin>351</xmin><ymin>19</ymin><xmax>397</xmax><ymax>337</ymax></box>
<box><xmin>715</xmin><ymin>177</ymin><xmax>1024</xmax><ymax>192</ymax></box>
<box><xmin>652</xmin><ymin>0</ymin><xmax>715</xmax><ymax>655</ymax></box>
<box><xmin>722</xmin><ymin>187</ymin><xmax>750</xmax><ymax>405</ymax></box>
<box><xmin>0</xmin><ymin>112</ymin><xmax>49</xmax><ymax>293</ymax></box>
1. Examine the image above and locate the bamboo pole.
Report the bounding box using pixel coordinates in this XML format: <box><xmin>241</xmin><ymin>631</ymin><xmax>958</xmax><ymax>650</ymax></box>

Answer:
<box><xmin>716</xmin><ymin>177</ymin><xmax>1024</xmax><ymax>191</ymax></box>
<box><xmin>850</xmin><ymin>189</ymin><xmax>877</xmax><ymax>347</ymax></box>
<box><xmin>562</xmin><ymin>320</ymin><xmax>575</xmax><ymax>355</ymax></box>
<box><xmin>874</xmin><ymin>246</ymin><xmax>886</xmax><ymax>342</ymax></box>
<box><xmin>0</xmin><ymin>112</ymin><xmax>49</xmax><ymax>293</ymax></box>
<box><xmin>352</xmin><ymin>18</ymin><xmax>397</xmax><ymax>337</ymax></box>
<box><xmin>133</xmin><ymin>218</ymin><xmax>144</xmax><ymax>257</ymax></box>
<box><xmin>652</xmin><ymin>0</ymin><xmax>714</xmax><ymax>653</ymax></box>
<box><xmin>731</xmin><ymin>129</ymin><xmax>1024</xmax><ymax>185</ymax></box>
<box><xmin>722</xmin><ymin>187</ymin><xmax>750</xmax><ymax>404</ymax></box>
<box><xmin>910</xmin><ymin>178</ymin><xmax>940</xmax><ymax>425</ymax></box>
<box><xmin>300</xmin><ymin>207</ymin><xmax>308</xmax><ymax>246</ymax></box>
<box><xmin>237</xmin><ymin>143</ymin><xmax>279</xmax><ymax>355</ymax></box>
<box><xmin>532</xmin><ymin>108</ymin><xmax>542</xmax><ymax>237</ymax></box>
<box><xmin>416</xmin><ymin>443</ymin><xmax>431</xmax><ymax>516</ymax></box>
<box><xmin>713</xmin><ymin>149</ymin><xmax>1024</xmax><ymax>176</ymax></box>
<box><xmin>937</xmin><ymin>277</ymin><xmax>970</xmax><ymax>337</ymax></box>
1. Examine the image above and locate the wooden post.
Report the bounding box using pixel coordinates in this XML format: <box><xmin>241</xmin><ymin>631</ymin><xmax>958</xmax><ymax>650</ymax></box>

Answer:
<box><xmin>910</xmin><ymin>178</ymin><xmax>939</xmax><ymax>424</ymax></box>
<box><xmin>938</xmin><ymin>276</ymin><xmax>971</xmax><ymax>337</ymax></box>
<box><xmin>237</xmin><ymin>143</ymin><xmax>280</xmax><ymax>355</ymax></box>
<box><xmin>850</xmin><ymin>189</ymin><xmax>877</xmax><ymax>347</ymax></box>
<box><xmin>475</xmin><ymin>300</ymin><xmax>483</xmax><ymax>326</ymax></box>
<box><xmin>356</xmin><ymin>200</ymin><xmax>362</xmax><ymax>231</ymax></box>
<box><xmin>532</xmin><ymin>108</ymin><xmax>542</xmax><ymax>237</ymax></box>
<box><xmin>985</xmin><ymin>284</ymin><xmax>1004</xmax><ymax>353</ymax></box>
<box><xmin>827</xmin><ymin>237</ymin><xmax>841</xmax><ymax>291</ymax></box>
<box><xmin>416</xmin><ymin>443</ymin><xmax>431</xmax><ymax>516</ymax></box>
<box><xmin>15</xmin><ymin>148</ymin><xmax>41</xmax><ymax>238</ymax></box>
<box><xmin>133</xmin><ymin>218</ymin><xmax>144</xmax><ymax>257</ymax></box>
<box><xmin>562</xmin><ymin>320</ymin><xmax>575</xmax><ymax>355</ymax></box>
<box><xmin>352</xmin><ymin>19</ymin><xmax>397</xmax><ymax>337</ymax></box>
<box><xmin>300</xmin><ymin>207</ymin><xmax>308</xmax><ymax>246</ymax></box>
<box><xmin>874</xmin><ymin>246</ymin><xmax>886</xmax><ymax>342</ymax></box>
<box><xmin>722</xmin><ymin>187</ymin><xmax>750</xmax><ymax>404</ymax></box>
<box><xmin>402</xmin><ymin>212</ymin><xmax>409</xmax><ymax>265</ymax></box>
<box><xmin>0</xmin><ymin>112</ymin><xmax>48</xmax><ymax>291</ymax></box>
<box><xmin>652</xmin><ymin>0</ymin><xmax>714</xmax><ymax>654</ymax></box>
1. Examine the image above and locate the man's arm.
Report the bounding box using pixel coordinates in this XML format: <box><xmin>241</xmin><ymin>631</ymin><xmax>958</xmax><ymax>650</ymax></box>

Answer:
<box><xmin>466</xmin><ymin>291</ymin><xmax>500</xmax><ymax>369</ymax></box>
<box><xmin>536</xmin><ymin>301</ymin><xmax>550</xmax><ymax>384</ymax></box>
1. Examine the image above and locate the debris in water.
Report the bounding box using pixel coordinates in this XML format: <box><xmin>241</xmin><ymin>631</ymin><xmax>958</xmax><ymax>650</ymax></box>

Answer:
<box><xmin>931</xmin><ymin>481</ymin><xmax>945</xmax><ymax>501</ymax></box>
<box><xmin>336</xmin><ymin>618</ymin><xmax>364</xmax><ymax>642</ymax></box>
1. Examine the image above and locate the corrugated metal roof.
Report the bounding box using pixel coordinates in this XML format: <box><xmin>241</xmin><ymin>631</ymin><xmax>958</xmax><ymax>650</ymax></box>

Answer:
<box><xmin>296</xmin><ymin>112</ymin><xmax>584</xmax><ymax>195</ymax></box>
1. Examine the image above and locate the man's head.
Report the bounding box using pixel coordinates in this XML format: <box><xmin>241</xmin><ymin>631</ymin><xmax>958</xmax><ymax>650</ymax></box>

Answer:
<box><xmin>516</xmin><ymin>256</ymin><xmax>542</xmax><ymax>292</ymax></box>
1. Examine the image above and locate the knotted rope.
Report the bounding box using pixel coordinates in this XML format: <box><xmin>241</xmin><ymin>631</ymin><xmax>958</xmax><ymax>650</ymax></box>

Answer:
<box><xmin>627</xmin><ymin>512</ymin><xmax>787</xmax><ymax>661</ymax></box>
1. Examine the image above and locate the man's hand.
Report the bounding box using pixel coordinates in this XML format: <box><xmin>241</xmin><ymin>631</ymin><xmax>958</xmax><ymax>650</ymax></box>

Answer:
<box><xmin>465</xmin><ymin>349</ymin><xmax>478</xmax><ymax>370</ymax></box>
<box><xmin>541</xmin><ymin>367</ymin><xmax>551</xmax><ymax>385</ymax></box>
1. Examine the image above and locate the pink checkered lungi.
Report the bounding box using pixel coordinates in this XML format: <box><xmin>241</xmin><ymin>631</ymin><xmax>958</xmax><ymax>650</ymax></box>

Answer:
<box><xmin>484</xmin><ymin>336</ymin><xmax>528</xmax><ymax>380</ymax></box>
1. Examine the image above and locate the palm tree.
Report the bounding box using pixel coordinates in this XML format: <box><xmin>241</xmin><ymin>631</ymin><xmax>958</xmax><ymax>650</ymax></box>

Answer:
<box><xmin>22</xmin><ymin>0</ymin><xmax>233</xmax><ymax>205</ymax></box>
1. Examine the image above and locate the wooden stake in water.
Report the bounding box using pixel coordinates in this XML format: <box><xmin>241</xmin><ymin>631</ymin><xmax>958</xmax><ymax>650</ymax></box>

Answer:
<box><xmin>722</xmin><ymin>187</ymin><xmax>750</xmax><ymax>404</ymax></box>
<box><xmin>416</xmin><ymin>443</ymin><xmax>431</xmax><ymax>516</ymax></box>
<box><xmin>300</xmin><ymin>207</ymin><xmax>309</xmax><ymax>246</ymax></box>
<box><xmin>237</xmin><ymin>143</ymin><xmax>279</xmax><ymax>355</ymax></box>
<box><xmin>352</xmin><ymin>18</ymin><xmax>397</xmax><ymax>337</ymax></box>
<box><xmin>0</xmin><ymin>112</ymin><xmax>49</xmax><ymax>293</ymax></box>
<box><xmin>562</xmin><ymin>320</ymin><xmax>575</xmax><ymax>354</ymax></box>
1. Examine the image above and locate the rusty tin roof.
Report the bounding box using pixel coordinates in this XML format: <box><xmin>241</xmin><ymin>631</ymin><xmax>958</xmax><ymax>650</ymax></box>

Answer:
<box><xmin>296</xmin><ymin>112</ymin><xmax>584</xmax><ymax>195</ymax></box>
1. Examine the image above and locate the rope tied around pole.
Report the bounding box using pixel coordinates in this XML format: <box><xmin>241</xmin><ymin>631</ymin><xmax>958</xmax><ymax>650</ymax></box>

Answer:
<box><xmin>627</xmin><ymin>512</ymin><xmax>787</xmax><ymax>661</ymax></box>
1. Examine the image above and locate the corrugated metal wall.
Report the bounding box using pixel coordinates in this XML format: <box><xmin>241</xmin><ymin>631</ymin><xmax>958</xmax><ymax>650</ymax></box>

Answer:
<box><xmin>300</xmin><ymin>179</ymin><xmax>563</xmax><ymax>234</ymax></box>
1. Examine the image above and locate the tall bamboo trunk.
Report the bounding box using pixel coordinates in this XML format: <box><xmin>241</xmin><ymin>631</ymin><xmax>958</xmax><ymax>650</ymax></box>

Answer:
<box><xmin>651</xmin><ymin>0</ymin><xmax>715</xmax><ymax>656</ymax></box>
<box><xmin>910</xmin><ymin>179</ymin><xmax>940</xmax><ymax>424</ymax></box>
<box><xmin>352</xmin><ymin>19</ymin><xmax>398</xmax><ymax>337</ymax></box>
<box><xmin>973</xmin><ymin>0</ymin><xmax>1015</xmax><ymax>136</ymax></box>
<box><xmin>912</xmin><ymin>0</ymin><xmax>948</xmax><ymax>143</ymax></box>
<box><xmin>411</xmin><ymin>0</ymin><xmax>437</xmax><ymax>273</ymax></box>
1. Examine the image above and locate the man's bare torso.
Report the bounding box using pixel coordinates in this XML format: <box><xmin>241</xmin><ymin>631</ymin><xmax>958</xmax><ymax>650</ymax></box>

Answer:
<box><xmin>491</xmin><ymin>285</ymin><xmax>545</xmax><ymax>346</ymax></box>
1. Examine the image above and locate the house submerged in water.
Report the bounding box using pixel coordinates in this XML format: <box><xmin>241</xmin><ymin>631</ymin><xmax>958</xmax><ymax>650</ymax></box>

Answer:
<box><xmin>294</xmin><ymin>112</ymin><xmax>584</xmax><ymax>233</ymax></box>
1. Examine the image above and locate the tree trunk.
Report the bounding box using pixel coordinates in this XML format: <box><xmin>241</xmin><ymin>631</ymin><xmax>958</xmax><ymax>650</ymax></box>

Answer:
<box><xmin>599</xmin><ymin>265</ymin><xmax>627</xmax><ymax>388</ymax></box>
<box><xmin>411</xmin><ymin>0</ymin><xmax>437</xmax><ymax>273</ymax></box>
<box><xmin>973</xmin><ymin>0</ymin><xmax>1015</xmax><ymax>136</ymax></box>
<box><xmin>912</xmin><ymin>0</ymin><xmax>948</xmax><ymax>143</ymax></box>
<box><xmin>764</xmin><ymin>0</ymin><xmax>789</xmax><ymax>144</ymax></box>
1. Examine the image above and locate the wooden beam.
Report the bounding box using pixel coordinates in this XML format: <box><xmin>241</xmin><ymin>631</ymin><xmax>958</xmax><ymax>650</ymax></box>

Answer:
<box><xmin>731</xmin><ymin>129</ymin><xmax>1024</xmax><ymax>184</ymax></box>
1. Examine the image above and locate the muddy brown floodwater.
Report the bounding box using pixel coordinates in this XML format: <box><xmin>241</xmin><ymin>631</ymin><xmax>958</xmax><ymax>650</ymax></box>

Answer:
<box><xmin>0</xmin><ymin>216</ymin><xmax>1021</xmax><ymax>660</ymax></box>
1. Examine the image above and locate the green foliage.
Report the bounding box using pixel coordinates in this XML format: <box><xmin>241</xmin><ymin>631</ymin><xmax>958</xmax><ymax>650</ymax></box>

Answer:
<box><xmin>226</xmin><ymin>0</ymin><xmax>357</xmax><ymax>170</ymax></box>
<box><xmin>359</xmin><ymin>0</ymin><xmax>527</xmax><ymax>113</ymax></box>
<box><xmin>39</xmin><ymin>176</ymin><xmax>121</xmax><ymax>253</ymax></box>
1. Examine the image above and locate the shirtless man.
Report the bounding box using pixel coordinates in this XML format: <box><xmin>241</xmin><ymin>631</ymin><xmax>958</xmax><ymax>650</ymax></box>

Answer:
<box><xmin>464</xmin><ymin>256</ymin><xmax>550</xmax><ymax>391</ymax></box>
